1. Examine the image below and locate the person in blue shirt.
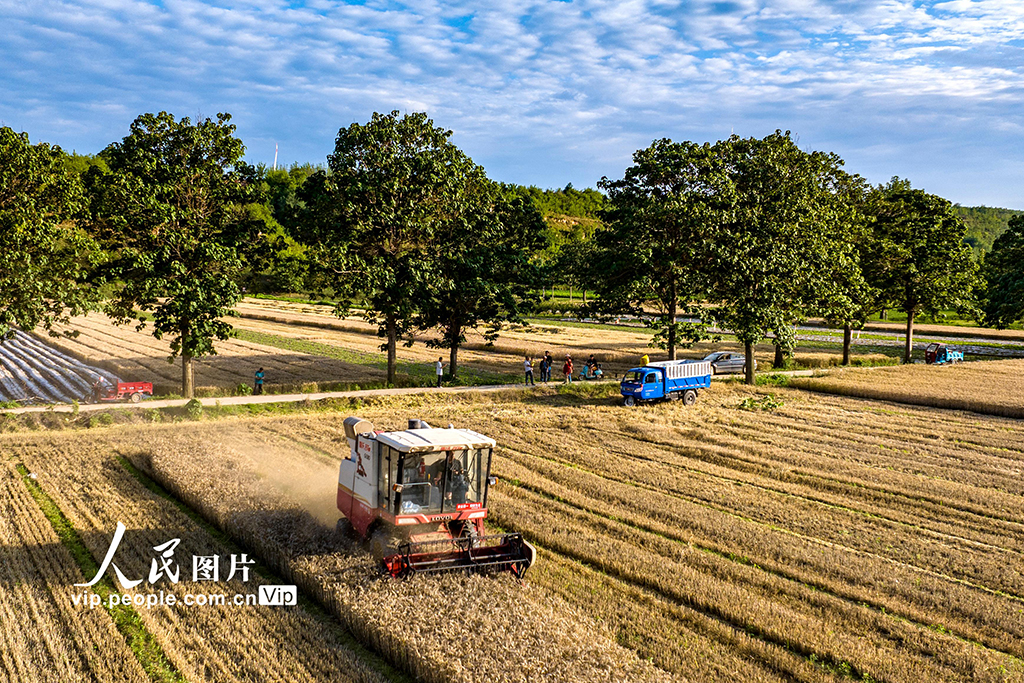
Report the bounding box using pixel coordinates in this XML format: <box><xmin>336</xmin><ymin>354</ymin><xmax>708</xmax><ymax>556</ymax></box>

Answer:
<box><xmin>254</xmin><ymin>368</ymin><xmax>265</xmax><ymax>395</ymax></box>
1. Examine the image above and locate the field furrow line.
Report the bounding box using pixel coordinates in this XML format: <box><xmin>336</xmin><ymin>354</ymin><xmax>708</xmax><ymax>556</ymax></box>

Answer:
<box><xmin>490</xmin><ymin>485</ymin><xmax>1016</xmax><ymax>683</ymax></box>
<box><xmin>492</xmin><ymin>450</ymin><xmax>1024</xmax><ymax>662</ymax></box>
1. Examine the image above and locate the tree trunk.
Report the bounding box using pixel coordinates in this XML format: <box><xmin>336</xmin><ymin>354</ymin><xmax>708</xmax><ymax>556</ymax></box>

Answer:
<box><xmin>386</xmin><ymin>314</ymin><xmax>397</xmax><ymax>386</ymax></box>
<box><xmin>182</xmin><ymin>354</ymin><xmax>194</xmax><ymax>398</ymax></box>
<box><xmin>903</xmin><ymin>311</ymin><xmax>914</xmax><ymax>364</ymax></box>
<box><xmin>667</xmin><ymin>303</ymin><xmax>677</xmax><ymax>360</ymax></box>
<box><xmin>448</xmin><ymin>320</ymin><xmax>461</xmax><ymax>380</ymax></box>
<box><xmin>842</xmin><ymin>324</ymin><xmax>852</xmax><ymax>366</ymax></box>
<box><xmin>744</xmin><ymin>341</ymin><xmax>755</xmax><ymax>385</ymax></box>
<box><xmin>773</xmin><ymin>342</ymin><xmax>785</xmax><ymax>369</ymax></box>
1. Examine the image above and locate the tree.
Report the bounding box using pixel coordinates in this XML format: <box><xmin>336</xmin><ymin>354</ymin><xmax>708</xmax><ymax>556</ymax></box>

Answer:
<box><xmin>863</xmin><ymin>178</ymin><xmax>978</xmax><ymax>363</ymax></box>
<box><xmin>418</xmin><ymin>182</ymin><xmax>548</xmax><ymax>379</ymax></box>
<box><xmin>980</xmin><ymin>214</ymin><xmax>1024</xmax><ymax>328</ymax></box>
<box><xmin>294</xmin><ymin>111</ymin><xmax>480</xmax><ymax>385</ymax></box>
<box><xmin>713</xmin><ymin>131</ymin><xmax>860</xmax><ymax>384</ymax></box>
<box><xmin>87</xmin><ymin>112</ymin><xmax>268</xmax><ymax>397</ymax></box>
<box><xmin>592</xmin><ymin>139</ymin><xmax>732</xmax><ymax>359</ymax></box>
<box><xmin>0</xmin><ymin>127</ymin><xmax>99</xmax><ymax>338</ymax></box>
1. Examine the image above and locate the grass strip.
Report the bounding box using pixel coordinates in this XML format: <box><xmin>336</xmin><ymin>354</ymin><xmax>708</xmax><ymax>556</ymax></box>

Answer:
<box><xmin>115</xmin><ymin>456</ymin><xmax>414</xmax><ymax>683</ymax></box>
<box><xmin>15</xmin><ymin>463</ymin><xmax>186</xmax><ymax>683</ymax></box>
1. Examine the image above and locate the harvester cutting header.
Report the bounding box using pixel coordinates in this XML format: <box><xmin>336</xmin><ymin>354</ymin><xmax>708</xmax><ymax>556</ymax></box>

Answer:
<box><xmin>337</xmin><ymin>416</ymin><xmax>536</xmax><ymax>578</ymax></box>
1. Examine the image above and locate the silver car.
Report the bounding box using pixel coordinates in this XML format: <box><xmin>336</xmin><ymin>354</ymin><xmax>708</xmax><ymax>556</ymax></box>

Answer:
<box><xmin>702</xmin><ymin>351</ymin><xmax>756</xmax><ymax>375</ymax></box>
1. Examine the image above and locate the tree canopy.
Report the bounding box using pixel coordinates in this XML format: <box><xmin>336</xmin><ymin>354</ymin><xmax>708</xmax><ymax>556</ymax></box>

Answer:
<box><xmin>0</xmin><ymin>127</ymin><xmax>99</xmax><ymax>338</ymax></box>
<box><xmin>594</xmin><ymin>139</ymin><xmax>732</xmax><ymax>359</ymax></box>
<box><xmin>86</xmin><ymin>111</ymin><xmax>269</xmax><ymax>397</ymax></box>
<box><xmin>712</xmin><ymin>131</ymin><xmax>863</xmax><ymax>382</ymax></box>
<box><xmin>294</xmin><ymin>111</ymin><xmax>484</xmax><ymax>385</ymax></box>
<box><xmin>417</xmin><ymin>182</ymin><xmax>548</xmax><ymax>378</ymax></box>
<box><xmin>980</xmin><ymin>214</ymin><xmax>1024</xmax><ymax>328</ymax></box>
<box><xmin>863</xmin><ymin>178</ymin><xmax>978</xmax><ymax>362</ymax></box>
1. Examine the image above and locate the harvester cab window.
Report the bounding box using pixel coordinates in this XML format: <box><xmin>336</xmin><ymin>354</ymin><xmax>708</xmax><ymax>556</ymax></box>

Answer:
<box><xmin>395</xmin><ymin>447</ymin><xmax>491</xmax><ymax>515</ymax></box>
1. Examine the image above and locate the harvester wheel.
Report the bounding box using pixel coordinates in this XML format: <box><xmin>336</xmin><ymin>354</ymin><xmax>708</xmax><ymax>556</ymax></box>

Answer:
<box><xmin>681</xmin><ymin>389</ymin><xmax>697</xmax><ymax>406</ymax></box>
<box><xmin>130</xmin><ymin>392</ymin><xmax>142</xmax><ymax>403</ymax></box>
<box><xmin>369</xmin><ymin>529</ymin><xmax>394</xmax><ymax>562</ymax></box>
<box><xmin>623</xmin><ymin>395</ymin><xmax>636</xmax><ymax>407</ymax></box>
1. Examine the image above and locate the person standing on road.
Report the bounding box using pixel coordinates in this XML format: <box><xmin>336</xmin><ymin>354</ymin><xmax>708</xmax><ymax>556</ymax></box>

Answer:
<box><xmin>524</xmin><ymin>356</ymin><xmax>535</xmax><ymax>386</ymax></box>
<box><xmin>562</xmin><ymin>355</ymin><xmax>574</xmax><ymax>384</ymax></box>
<box><xmin>254</xmin><ymin>368</ymin><xmax>265</xmax><ymax>395</ymax></box>
<box><xmin>540</xmin><ymin>352</ymin><xmax>552</xmax><ymax>382</ymax></box>
<box><xmin>435</xmin><ymin>357</ymin><xmax>445</xmax><ymax>388</ymax></box>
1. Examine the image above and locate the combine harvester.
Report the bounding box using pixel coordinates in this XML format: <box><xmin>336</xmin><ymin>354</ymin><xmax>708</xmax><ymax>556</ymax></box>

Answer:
<box><xmin>337</xmin><ymin>417</ymin><xmax>536</xmax><ymax>579</ymax></box>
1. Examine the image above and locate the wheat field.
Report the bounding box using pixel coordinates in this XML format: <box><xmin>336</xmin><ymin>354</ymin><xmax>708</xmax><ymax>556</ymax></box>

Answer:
<box><xmin>19</xmin><ymin>380</ymin><xmax>1017</xmax><ymax>682</ymax></box>
<box><xmin>792</xmin><ymin>358</ymin><xmax>1024</xmax><ymax>418</ymax></box>
<box><xmin>2</xmin><ymin>434</ymin><xmax>394</xmax><ymax>683</ymax></box>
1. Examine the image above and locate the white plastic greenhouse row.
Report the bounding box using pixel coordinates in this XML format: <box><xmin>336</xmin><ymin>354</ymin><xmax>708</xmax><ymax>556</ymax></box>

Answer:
<box><xmin>0</xmin><ymin>331</ymin><xmax>121</xmax><ymax>404</ymax></box>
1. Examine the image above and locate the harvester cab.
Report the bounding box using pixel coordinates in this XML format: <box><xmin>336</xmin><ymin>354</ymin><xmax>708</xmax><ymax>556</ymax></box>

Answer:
<box><xmin>337</xmin><ymin>417</ymin><xmax>536</xmax><ymax>579</ymax></box>
<box><xmin>925</xmin><ymin>343</ymin><xmax>964</xmax><ymax>365</ymax></box>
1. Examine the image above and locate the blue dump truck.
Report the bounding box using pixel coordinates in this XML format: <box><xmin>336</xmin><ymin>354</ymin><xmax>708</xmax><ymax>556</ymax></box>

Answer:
<box><xmin>620</xmin><ymin>360</ymin><xmax>713</xmax><ymax>407</ymax></box>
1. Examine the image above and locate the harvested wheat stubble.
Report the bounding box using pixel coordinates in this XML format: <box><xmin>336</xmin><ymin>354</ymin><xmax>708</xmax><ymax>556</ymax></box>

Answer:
<box><xmin>5</xmin><ymin>433</ymin><xmax>389</xmax><ymax>683</ymax></box>
<box><xmin>792</xmin><ymin>359</ymin><xmax>1024</xmax><ymax>418</ymax></box>
<box><xmin>45</xmin><ymin>312</ymin><xmax>382</xmax><ymax>392</ymax></box>
<box><xmin>233</xmin><ymin>298</ymin><xmax>876</xmax><ymax>375</ymax></box>
<box><xmin>261</xmin><ymin>386</ymin><xmax>1024</xmax><ymax>682</ymax></box>
<box><xmin>0</xmin><ymin>464</ymin><xmax>150</xmax><ymax>683</ymax></box>
<box><xmin>111</xmin><ymin>423</ymin><xmax>671</xmax><ymax>683</ymax></box>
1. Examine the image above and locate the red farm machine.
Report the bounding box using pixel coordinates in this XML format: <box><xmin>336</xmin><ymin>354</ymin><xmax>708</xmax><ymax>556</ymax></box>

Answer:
<box><xmin>337</xmin><ymin>417</ymin><xmax>536</xmax><ymax>578</ymax></box>
<box><xmin>92</xmin><ymin>380</ymin><xmax>153</xmax><ymax>403</ymax></box>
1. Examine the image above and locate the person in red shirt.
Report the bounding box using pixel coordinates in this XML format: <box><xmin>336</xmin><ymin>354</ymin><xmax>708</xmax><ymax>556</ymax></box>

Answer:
<box><xmin>562</xmin><ymin>355</ymin><xmax>574</xmax><ymax>384</ymax></box>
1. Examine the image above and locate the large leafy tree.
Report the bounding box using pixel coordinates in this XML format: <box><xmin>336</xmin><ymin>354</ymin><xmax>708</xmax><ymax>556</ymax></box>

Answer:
<box><xmin>713</xmin><ymin>131</ymin><xmax>861</xmax><ymax>384</ymax></box>
<box><xmin>0</xmin><ymin>127</ymin><xmax>99</xmax><ymax>337</ymax></box>
<box><xmin>863</xmin><ymin>178</ymin><xmax>978</xmax><ymax>363</ymax></box>
<box><xmin>87</xmin><ymin>112</ymin><xmax>268</xmax><ymax>397</ymax></box>
<box><xmin>980</xmin><ymin>214</ymin><xmax>1024</xmax><ymax>328</ymax></box>
<box><xmin>418</xmin><ymin>182</ymin><xmax>548</xmax><ymax>379</ymax></box>
<box><xmin>295</xmin><ymin>111</ymin><xmax>480</xmax><ymax>385</ymax></box>
<box><xmin>592</xmin><ymin>139</ymin><xmax>733</xmax><ymax>359</ymax></box>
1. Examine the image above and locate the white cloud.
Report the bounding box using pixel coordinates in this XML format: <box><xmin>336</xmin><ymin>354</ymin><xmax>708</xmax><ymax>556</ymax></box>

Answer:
<box><xmin>0</xmin><ymin>0</ymin><xmax>1021</xmax><ymax>204</ymax></box>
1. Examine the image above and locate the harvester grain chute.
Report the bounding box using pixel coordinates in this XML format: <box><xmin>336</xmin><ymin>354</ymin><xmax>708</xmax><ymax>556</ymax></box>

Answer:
<box><xmin>336</xmin><ymin>416</ymin><xmax>537</xmax><ymax>579</ymax></box>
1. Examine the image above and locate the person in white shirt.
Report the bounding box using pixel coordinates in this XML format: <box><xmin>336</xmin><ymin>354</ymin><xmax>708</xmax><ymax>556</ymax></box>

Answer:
<box><xmin>524</xmin><ymin>357</ymin><xmax>535</xmax><ymax>386</ymax></box>
<box><xmin>435</xmin><ymin>357</ymin><xmax>445</xmax><ymax>387</ymax></box>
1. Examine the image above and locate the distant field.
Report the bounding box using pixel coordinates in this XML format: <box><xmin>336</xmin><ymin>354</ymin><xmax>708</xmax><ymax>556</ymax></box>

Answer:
<box><xmin>792</xmin><ymin>358</ymin><xmax>1024</xmax><ymax>418</ymax></box>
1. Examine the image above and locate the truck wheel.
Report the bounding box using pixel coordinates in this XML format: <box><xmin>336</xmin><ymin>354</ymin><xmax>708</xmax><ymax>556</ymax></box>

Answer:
<box><xmin>130</xmin><ymin>392</ymin><xmax>142</xmax><ymax>403</ymax></box>
<box><xmin>623</xmin><ymin>395</ymin><xmax>636</xmax><ymax>407</ymax></box>
<box><xmin>682</xmin><ymin>389</ymin><xmax>697</xmax><ymax>406</ymax></box>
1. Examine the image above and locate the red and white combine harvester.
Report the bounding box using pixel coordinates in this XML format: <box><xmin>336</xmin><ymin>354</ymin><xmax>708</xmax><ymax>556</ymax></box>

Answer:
<box><xmin>337</xmin><ymin>416</ymin><xmax>536</xmax><ymax>578</ymax></box>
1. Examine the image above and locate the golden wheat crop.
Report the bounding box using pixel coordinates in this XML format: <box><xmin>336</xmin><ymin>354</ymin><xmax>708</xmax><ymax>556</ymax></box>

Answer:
<box><xmin>0</xmin><ymin>463</ymin><xmax>150</xmax><ymax>683</ymax></box>
<box><xmin>792</xmin><ymin>359</ymin><xmax>1024</xmax><ymax>418</ymax></box>
<box><xmin>3</xmin><ymin>435</ymin><xmax>390</xmax><ymax>683</ymax></box>
<box><xmin>225</xmin><ymin>384</ymin><xmax>1023</xmax><ymax>683</ymax></box>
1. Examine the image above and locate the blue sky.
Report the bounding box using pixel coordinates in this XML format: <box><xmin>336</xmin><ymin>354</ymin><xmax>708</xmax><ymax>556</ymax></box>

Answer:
<box><xmin>2</xmin><ymin>0</ymin><xmax>1022</xmax><ymax>207</ymax></box>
